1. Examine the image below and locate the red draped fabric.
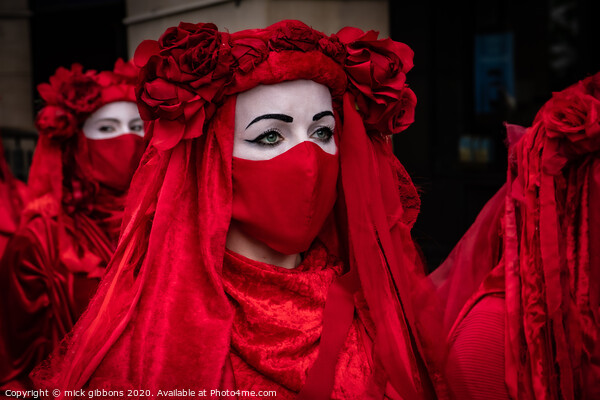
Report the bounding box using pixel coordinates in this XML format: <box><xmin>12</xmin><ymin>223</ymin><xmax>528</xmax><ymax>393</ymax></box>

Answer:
<box><xmin>433</xmin><ymin>73</ymin><xmax>600</xmax><ymax>399</ymax></box>
<box><xmin>0</xmin><ymin>194</ymin><xmax>121</xmax><ymax>384</ymax></box>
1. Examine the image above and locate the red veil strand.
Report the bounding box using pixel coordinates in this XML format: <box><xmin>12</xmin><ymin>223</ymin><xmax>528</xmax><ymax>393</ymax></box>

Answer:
<box><xmin>32</xmin><ymin>20</ymin><xmax>445</xmax><ymax>399</ymax></box>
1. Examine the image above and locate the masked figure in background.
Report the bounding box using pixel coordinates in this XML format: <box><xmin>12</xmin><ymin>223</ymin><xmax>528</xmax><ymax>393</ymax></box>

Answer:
<box><xmin>432</xmin><ymin>72</ymin><xmax>600</xmax><ymax>399</ymax></box>
<box><xmin>0</xmin><ymin>60</ymin><xmax>145</xmax><ymax>386</ymax></box>
<box><xmin>0</xmin><ymin>137</ymin><xmax>28</xmax><ymax>257</ymax></box>
<box><xmin>32</xmin><ymin>21</ymin><xmax>446</xmax><ymax>399</ymax></box>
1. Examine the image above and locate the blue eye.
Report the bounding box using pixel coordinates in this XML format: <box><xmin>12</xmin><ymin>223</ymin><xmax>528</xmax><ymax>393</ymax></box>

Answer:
<box><xmin>311</xmin><ymin>127</ymin><xmax>334</xmax><ymax>142</ymax></box>
<box><xmin>246</xmin><ymin>130</ymin><xmax>283</xmax><ymax>146</ymax></box>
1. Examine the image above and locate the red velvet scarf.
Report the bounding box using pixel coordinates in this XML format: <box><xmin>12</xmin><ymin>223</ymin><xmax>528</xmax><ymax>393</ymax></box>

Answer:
<box><xmin>223</xmin><ymin>242</ymin><xmax>379</xmax><ymax>399</ymax></box>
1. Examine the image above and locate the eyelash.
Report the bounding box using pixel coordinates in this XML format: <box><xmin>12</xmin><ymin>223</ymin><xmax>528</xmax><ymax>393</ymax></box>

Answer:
<box><xmin>246</xmin><ymin>129</ymin><xmax>283</xmax><ymax>147</ymax></box>
<box><xmin>245</xmin><ymin>126</ymin><xmax>335</xmax><ymax>147</ymax></box>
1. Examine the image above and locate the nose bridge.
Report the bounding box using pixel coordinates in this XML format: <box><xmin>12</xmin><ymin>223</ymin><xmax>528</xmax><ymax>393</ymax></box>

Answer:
<box><xmin>117</xmin><ymin>120</ymin><xmax>129</xmax><ymax>135</ymax></box>
<box><xmin>291</xmin><ymin>122</ymin><xmax>311</xmax><ymax>146</ymax></box>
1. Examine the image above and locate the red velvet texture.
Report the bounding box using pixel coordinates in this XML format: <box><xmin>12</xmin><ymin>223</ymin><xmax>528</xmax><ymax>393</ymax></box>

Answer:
<box><xmin>31</xmin><ymin>21</ymin><xmax>444</xmax><ymax>399</ymax></box>
<box><xmin>434</xmin><ymin>72</ymin><xmax>600</xmax><ymax>399</ymax></box>
<box><xmin>0</xmin><ymin>60</ymin><xmax>140</xmax><ymax>385</ymax></box>
<box><xmin>223</xmin><ymin>242</ymin><xmax>375</xmax><ymax>399</ymax></box>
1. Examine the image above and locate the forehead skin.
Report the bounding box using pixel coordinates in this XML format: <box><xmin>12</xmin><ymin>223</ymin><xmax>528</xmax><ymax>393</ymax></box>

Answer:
<box><xmin>235</xmin><ymin>80</ymin><xmax>333</xmax><ymax>133</ymax></box>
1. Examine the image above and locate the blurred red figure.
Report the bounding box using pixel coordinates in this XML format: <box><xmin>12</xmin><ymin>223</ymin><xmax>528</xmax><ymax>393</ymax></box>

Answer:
<box><xmin>434</xmin><ymin>72</ymin><xmax>600</xmax><ymax>399</ymax></box>
<box><xmin>0</xmin><ymin>60</ymin><xmax>146</xmax><ymax>386</ymax></box>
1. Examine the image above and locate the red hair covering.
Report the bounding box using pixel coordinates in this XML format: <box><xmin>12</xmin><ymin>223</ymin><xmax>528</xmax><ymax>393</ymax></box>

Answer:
<box><xmin>0</xmin><ymin>60</ymin><xmax>140</xmax><ymax>386</ymax></box>
<box><xmin>434</xmin><ymin>72</ymin><xmax>600</xmax><ymax>399</ymax></box>
<box><xmin>32</xmin><ymin>21</ymin><xmax>444</xmax><ymax>399</ymax></box>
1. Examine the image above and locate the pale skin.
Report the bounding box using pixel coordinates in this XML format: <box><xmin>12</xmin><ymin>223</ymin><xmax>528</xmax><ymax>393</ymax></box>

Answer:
<box><xmin>82</xmin><ymin>101</ymin><xmax>144</xmax><ymax>139</ymax></box>
<box><xmin>226</xmin><ymin>80</ymin><xmax>337</xmax><ymax>269</ymax></box>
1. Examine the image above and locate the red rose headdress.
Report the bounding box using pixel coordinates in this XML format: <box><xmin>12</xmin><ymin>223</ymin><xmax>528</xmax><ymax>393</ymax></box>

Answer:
<box><xmin>34</xmin><ymin>60</ymin><xmax>138</xmax><ymax>141</ymax></box>
<box><xmin>33</xmin><ymin>21</ymin><xmax>445</xmax><ymax>400</ymax></box>
<box><xmin>133</xmin><ymin>20</ymin><xmax>416</xmax><ymax>150</ymax></box>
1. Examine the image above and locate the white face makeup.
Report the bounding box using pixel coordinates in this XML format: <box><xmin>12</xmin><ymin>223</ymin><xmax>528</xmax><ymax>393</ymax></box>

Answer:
<box><xmin>233</xmin><ymin>80</ymin><xmax>336</xmax><ymax>160</ymax></box>
<box><xmin>82</xmin><ymin>101</ymin><xmax>144</xmax><ymax>140</ymax></box>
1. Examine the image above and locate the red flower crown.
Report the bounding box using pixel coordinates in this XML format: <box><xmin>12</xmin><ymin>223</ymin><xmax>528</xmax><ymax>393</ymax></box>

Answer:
<box><xmin>35</xmin><ymin>59</ymin><xmax>139</xmax><ymax>141</ymax></box>
<box><xmin>134</xmin><ymin>20</ymin><xmax>417</xmax><ymax>150</ymax></box>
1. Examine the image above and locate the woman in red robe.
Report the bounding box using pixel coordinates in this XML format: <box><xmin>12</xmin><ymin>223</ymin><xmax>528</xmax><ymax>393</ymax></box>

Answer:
<box><xmin>0</xmin><ymin>60</ymin><xmax>146</xmax><ymax>386</ymax></box>
<box><xmin>31</xmin><ymin>21</ymin><xmax>446</xmax><ymax>399</ymax></box>
<box><xmin>433</xmin><ymin>73</ymin><xmax>600</xmax><ymax>399</ymax></box>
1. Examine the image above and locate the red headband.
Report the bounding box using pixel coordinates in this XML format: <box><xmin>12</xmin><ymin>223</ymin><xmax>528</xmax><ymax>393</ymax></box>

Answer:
<box><xmin>134</xmin><ymin>20</ymin><xmax>416</xmax><ymax>150</ymax></box>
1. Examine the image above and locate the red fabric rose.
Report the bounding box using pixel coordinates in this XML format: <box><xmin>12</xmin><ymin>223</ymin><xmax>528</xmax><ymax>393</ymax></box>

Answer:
<box><xmin>338</xmin><ymin>28</ymin><xmax>413</xmax><ymax>102</ymax></box>
<box><xmin>337</xmin><ymin>27</ymin><xmax>416</xmax><ymax>135</ymax></box>
<box><xmin>268</xmin><ymin>21</ymin><xmax>323</xmax><ymax>52</ymax></box>
<box><xmin>159</xmin><ymin>22</ymin><xmax>218</xmax><ymax>54</ymax></box>
<box><xmin>360</xmin><ymin>87</ymin><xmax>417</xmax><ymax>134</ymax></box>
<box><xmin>156</xmin><ymin>22</ymin><xmax>233</xmax><ymax>97</ymax></box>
<box><xmin>543</xmin><ymin>81</ymin><xmax>600</xmax><ymax>155</ymax></box>
<box><xmin>37</xmin><ymin>64</ymin><xmax>102</xmax><ymax>115</ymax></box>
<box><xmin>136</xmin><ymin>58</ymin><xmax>213</xmax><ymax>150</ymax></box>
<box><xmin>318</xmin><ymin>35</ymin><xmax>346</xmax><ymax>65</ymax></box>
<box><xmin>35</xmin><ymin>105</ymin><xmax>78</xmax><ymax>140</ymax></box>
<box><xmin>231</xmin><ymin>38</ymin><xmax>269</xmax><ymax>73</ymax></box>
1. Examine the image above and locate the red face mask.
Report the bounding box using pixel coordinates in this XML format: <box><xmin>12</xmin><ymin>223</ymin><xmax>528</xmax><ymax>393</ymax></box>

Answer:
<box><xmin>86</xmin><ymin>134</ymin><xmax>146</xmax><ymax>191</ymax></box>
<box><xmin>232</xmin><ymin>141</ymin><xmax>339</xmax><ymax>255</ymax></box>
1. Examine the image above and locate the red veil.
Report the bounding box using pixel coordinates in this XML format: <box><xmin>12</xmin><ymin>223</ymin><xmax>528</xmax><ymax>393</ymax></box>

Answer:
<box><xmin>32</xmin><ymin>21</ymin><xmax>445</xmax><ymax>399</ymax></box>
<box><xmin>433</xmin><ymin>73</ymin><xmax>600</xmax><ymax>399</ymax></box>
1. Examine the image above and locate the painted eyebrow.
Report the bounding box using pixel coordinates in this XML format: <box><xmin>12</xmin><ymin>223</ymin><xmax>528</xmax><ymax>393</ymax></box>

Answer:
<box><xmin>313</xmin><ymin>111</ymin><xmax>334</xmax><ymax>121</ymax></box>
<box><xmin>245</xmin><ymin>113</ymin><xmax>293</xmax><ymax>129</ymax></box>
<box><xmin>94</xmin><ymin>118</ymin><xmax>120</xmax><ymax>124</ymax></box>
